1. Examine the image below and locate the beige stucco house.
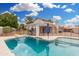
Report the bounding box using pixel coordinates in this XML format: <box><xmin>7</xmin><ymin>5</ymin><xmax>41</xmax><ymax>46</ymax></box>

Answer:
<box><xmin>72</xmin><ymin>26</ymin><xmax>79</xmax><ymax>34</ymax></box>
<box><xmin>26</xmin><ymin>18</ymin><xmax>57</xmax><ymax>36</ymax></box>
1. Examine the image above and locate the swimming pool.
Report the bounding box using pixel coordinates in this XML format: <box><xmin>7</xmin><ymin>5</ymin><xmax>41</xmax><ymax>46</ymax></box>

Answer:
<box><xmin>5</xmin><ymin>36</ymin><xmax>79</xmax><ymax>56</ymax></box>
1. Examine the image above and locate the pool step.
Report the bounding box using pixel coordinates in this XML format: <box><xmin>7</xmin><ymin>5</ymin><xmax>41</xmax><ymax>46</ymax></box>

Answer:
<box><xmin>56</xmin><ymin>40</ymin><xmax>79</xmax><ymax>47</ymax></box>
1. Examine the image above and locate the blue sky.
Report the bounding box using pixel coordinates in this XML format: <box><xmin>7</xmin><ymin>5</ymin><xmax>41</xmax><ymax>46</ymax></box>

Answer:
<box><xmin>0</xmin><ymin>3</ymin><xmax>79</xmax><ymax>27</ymax></box>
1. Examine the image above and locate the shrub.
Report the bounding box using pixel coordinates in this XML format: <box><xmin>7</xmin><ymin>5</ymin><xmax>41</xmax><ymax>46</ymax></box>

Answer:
<box><xmin>3</xmin><ymin>26</ymin><xmax>14</xmax><ymax>34</ymax></box>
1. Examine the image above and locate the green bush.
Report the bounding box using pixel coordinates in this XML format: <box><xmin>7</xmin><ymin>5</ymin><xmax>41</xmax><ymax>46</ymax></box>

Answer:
<box><xmin>3</xmin><ymin>26</ymin><xmax>13</xmax><ymax>33</ymax></box>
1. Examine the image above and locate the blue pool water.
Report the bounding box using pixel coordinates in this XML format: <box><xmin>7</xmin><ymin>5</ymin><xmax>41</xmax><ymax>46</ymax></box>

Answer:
<box><xmin>5</xmin><ymin>37</ymin><xmax>79</xmax><ymax>56</ymax></box>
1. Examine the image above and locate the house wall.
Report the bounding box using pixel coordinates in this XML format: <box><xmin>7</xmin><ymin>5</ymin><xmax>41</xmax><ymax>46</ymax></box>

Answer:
<box><xmin>25</xmin><ymin>19</ymin><xmax>57</xmax><ymax>36</ymax></box>
<box><xmin>72</xmin><ymin>28</ymin><xmax>79</xmax><ymax>34</ymax></box>
<box><xmin>33</xmin><ymin>19</ymin><xmax>47</xmax><ymax>26</ymax></box>
<box><xmin>39</xmin><ymin>24</ymin><xmax>57</xmax><ymax>36</ymax></box>
<box><xmin>52</xmin><ymin>26</ymin><xmax>57</xmax><ymax>34</ymax></box>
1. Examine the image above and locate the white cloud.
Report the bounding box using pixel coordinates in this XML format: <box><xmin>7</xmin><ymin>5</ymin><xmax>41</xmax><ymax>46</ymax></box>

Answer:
<box><xmin>11</xmin><ymin>3</ymin><xmax>43</xmax><ymax>16</ymax></box>
<box><xmin>17</xmin><ymin>17</ymin><xmax>20</xmax><ymax>19</ymax></box>
<box><xmin>56</xmin><ymin>5</ymin><xmax>61</xmax><ymax>8</ymax></box>
<box><xmin>42</xmin><ymin>3</ymin><xmax>69</xmax><ymax>9</ymax></box>
<box><xmin>67</xmin><ymin>18</ymin><xmax>77</xmax><ymax>23</ymax></box>
<box><xmin>61</xmin><ymin>5</ymin><xmax>67</xmax><ymax>9</ymax></box>
<box><xmin>42</xmin><ymin>3</ymin><xmax>56</xmax><ymax>8</ymax></box>
<box><xmin>26</xmin><ymin>11</ymin><xmax>38</xmax><ymax>16</ymax></box>
<box><xmin>53</xmin><ymin>16</ymin><xmax>61</xmax><ymax>21</ymax></box>
<box><xmin>71</xmin><ymin>3</ymin><xmax>76</xmax><ymax>5</ymax></box>
<box><xmin>11</xmin><ymin>3</ymin><xmax>43</xmax><ymax>12</ymax></box>
<box><xmin>64</xmin><ymin>8</ymin><xmax>75</xmax><ymax>13</ymax></box>
<box><xmin>66</xmin><ymin>15</ymin><xmax>79</xmax><ymax>23</ymax></box>
<box><xmin>76</xmin><ymin>15</ymin><xmax>79</xmax><ymax>19</ymax></box>
<box><xmin>65</xmin><ymin>15</ymin><xmax>79</xmax><ymax>27</ymax></box>
<box><xmin>42</xmin><ymin>3</ymin><xmax>61</xmax><ymax>8</ymax></box>
<box><xmin>64</xmin><ymin>23</ymin><xmax>75</xmax><ymax>28</ymax></box>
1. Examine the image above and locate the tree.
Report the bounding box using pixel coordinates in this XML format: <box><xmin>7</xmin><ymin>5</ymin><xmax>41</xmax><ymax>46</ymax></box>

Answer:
<box><xmin>52</xmin><ymin>16</ymin><xmax>61</xmax><ymax>34</ymax></box>
<box><xmin>48</xmin><ymin>19</ymin><xmax>53</xmax><ymax>22</ymax></box>
<box><xmin>19</xmin><ymin>24</ymin><xmax>26</xmax><ymax>30</ymax></box>
<box><xmin>0</xmin><ymin>12</ymin><xmax>19</xmax><ymax>29</ymax></box>
<box><xmin>25</xmin><ymin>16</ymin><xmax>33</xmax><ymax>24</ymax></box>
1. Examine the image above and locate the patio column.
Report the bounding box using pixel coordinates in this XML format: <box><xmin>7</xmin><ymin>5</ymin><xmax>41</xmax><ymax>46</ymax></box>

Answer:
<box><xmin>36</xmin><ymin>25</ymin><xmax>39</xmax><ymax>36</ymax></box>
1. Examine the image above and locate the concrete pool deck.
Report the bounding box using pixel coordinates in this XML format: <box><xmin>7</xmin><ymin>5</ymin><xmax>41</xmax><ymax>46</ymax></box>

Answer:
<box><xmin>0</xmin><ymin>35</ymin><xmax>79</xmax><ymax>56</ymax></box>
<box><xmin>0</xmin><ymin>35</ymin><xmax>26</xmax><ymax>56</ymax></box>
<box><xmin>0</xmin><ymin>40</ymin><xmax>15</xmax><ymax>56</ymax></box>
